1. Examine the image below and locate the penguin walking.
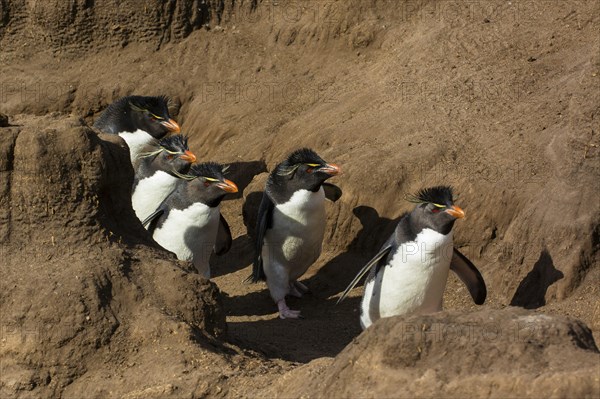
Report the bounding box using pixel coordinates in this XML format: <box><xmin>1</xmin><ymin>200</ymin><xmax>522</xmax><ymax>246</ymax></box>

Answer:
<box><xmin>337</xmin><ymin>186</ymin><xmax>486</xmax><ymax>329</ymax></box>
<box><xmin>94</xmin><ymin>95</ymin><xmax>180</xmax><ymax>166</ymax></box>
<box><xmin>142</xmin><ymin>162</ymin><xmax>238</xmax><ymax>278</ymax></box>
<box><xmin>251</xmin><ymin>148</ymin><xmax>341</xmax><ymax>319</ymax></box>
<box><xmin>132</xmin><ymin>135</ymin><xmax>196</xmax><ymax>223</ymax></box>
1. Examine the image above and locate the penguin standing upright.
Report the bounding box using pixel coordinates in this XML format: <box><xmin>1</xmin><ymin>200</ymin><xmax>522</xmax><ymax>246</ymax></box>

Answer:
<box><xmin>143</xmin><ymin>162</ymin><xmax>238</xmax><ymax>278</ymax></box>
<box><xmin>337</xmin><ymin>186</ymin><xmax>487</xmax><ymax>329</ymax></box>
<box><xmin>94</xmin><ymin>95</ymin><xmax>180</xmax><ymax>166</ymax></box>
<box><xmin>131</xmin><ymin>134</ymin><xmax>196</xmax><ymax>223</ymax></box>
<box><xmin>251</xmin><ymin>148</ymin><xmax>341</xmax><ymax>319</ymax></box>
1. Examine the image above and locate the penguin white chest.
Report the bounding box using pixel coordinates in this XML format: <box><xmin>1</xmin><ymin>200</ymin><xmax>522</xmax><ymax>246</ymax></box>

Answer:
<box><xmin>361</xmin><ymin>229</ymin><xmax>453</xmax><ymax>328</ymax></box>
<box><xmin>152</xmin><ymin>203</ymin><xmax>220</xmax><ymax>278</ymax></box>
<box><xmin>118</xmin><ymin>130</ymin><xmax>155</xmax><ymax>164</ymax></box>
<box><xmin>265</xmin><ymin>188</ymin><xmax>326</xmax><ymax>278</ymax></box>
<box><xmin>131</xmin><ymin>171</ymin><xmax>178</xmax><ymax>222</ymax></box>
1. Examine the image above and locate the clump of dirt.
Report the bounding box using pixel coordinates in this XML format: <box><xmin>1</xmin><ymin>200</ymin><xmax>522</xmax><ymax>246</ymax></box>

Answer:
<box><xmin>261</xmin><ymin>309</ymin><xmax>600</xmax><ymax>398</ymax></box>
<box><xmin>0</xmin><ymin>115</ymin><xmax>237</xmax><ymax>398</ymax></box>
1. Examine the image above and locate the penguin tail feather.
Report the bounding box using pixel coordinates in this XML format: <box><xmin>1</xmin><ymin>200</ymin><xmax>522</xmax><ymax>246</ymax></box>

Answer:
<box><xmin>245</xmin><ymin>257</ymin><xmax>266</xmax><ymax>283</ymax></box>
<box><xmin>244</xmin><ymin>272</ymin><xmax>265</xmax><ymax>284</ymax></box>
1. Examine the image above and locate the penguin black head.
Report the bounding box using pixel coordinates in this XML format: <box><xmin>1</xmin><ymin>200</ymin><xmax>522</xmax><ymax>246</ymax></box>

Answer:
<box><xmin>406</xmin><ymin>186</ymin><xmax>465</xmax><ymax>235</ymax></box>
<box><xmin>182</xmin><ymin>162</ymin><xmax>238</xmax><ymax>207</ymax></box>
<box><xmin>140</xmin><ymin>134</ymin><xmax>197</xmax><ymax>176</ymax></box>
<box><xmin>95</xmin><ymin>95</ymin><xmax>180</xmax><ymax>138</ymax></box>
<box><xmin>269</xmin><ymin>148</ymin><xmax>341</xmax><ymax>200</ymax></box>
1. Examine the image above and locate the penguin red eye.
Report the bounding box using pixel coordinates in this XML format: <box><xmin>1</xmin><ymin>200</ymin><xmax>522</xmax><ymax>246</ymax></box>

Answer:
<box><xmin>432</xmin><ymin>208</ymin><xmax>440</xmax><ymax>213</ymax></box>
<box><xmin>306</xmin><ymin>167</ymin><xmax>313</xmax><ymax>174</ymax></box>
<box><xmin>166</xmin><ymin>155</ymin><xmax>173</xmax><ymax>160</ymax></box>
<box><xmin>204</xmin><ymin>181</ymin><xmax>210</xmax><ymax>187</ymax></box>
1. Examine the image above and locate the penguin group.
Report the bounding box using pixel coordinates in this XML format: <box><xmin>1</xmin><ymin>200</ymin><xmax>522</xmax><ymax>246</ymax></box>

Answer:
<box><xmin>95</xmin><ymin>95</ymin><xmax>487</xmax><ymax>327</ymax></box>
<box><xmin>94</xmin><ymin>95</ymin><xmax>237</xmax><ymax>278</ymax></box>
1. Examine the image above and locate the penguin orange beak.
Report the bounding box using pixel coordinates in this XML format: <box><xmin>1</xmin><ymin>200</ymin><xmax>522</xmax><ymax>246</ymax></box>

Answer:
<box><xmin>180</xmin><ymin>150</ymin><xmax>197</xmax><ymax>163</ymax></box>
<box><xmin>161</xmin><ymin>119</ymin><xmax>181</xmax><ymax>133</ymax></box>
<box><xmin>446</xmin><ymin>205</ymin><xmax>465</xmax><ymax>219</ymax></box>
<box><xmin>321</xmin><ymin>163</ymin><xmax>341</xmax><ymax>176</ymax></box>
<box><xmin>217</xmin><ymin>179</ymin><xmax>238</xmax><ymax>193</ymax></box>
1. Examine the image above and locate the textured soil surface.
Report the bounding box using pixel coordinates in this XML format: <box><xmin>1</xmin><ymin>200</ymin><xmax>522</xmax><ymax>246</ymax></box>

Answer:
<box><xmin>1</xmin><ymin>1</ymin><xmax>599</xmax><ymax>398</ymax></box>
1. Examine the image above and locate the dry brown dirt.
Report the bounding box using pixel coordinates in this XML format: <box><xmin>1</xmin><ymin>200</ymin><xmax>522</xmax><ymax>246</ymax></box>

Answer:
<box><xmin>1</xmin><ymin>1</ymin><xmax>599</xmax><ymax>398</ymax></box>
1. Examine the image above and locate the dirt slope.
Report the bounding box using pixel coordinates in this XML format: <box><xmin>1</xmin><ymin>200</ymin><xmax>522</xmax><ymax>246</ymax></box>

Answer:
<box><xmin>1</xmin><ymin>0</ymin><xmax>599</xmax><ymax>398</ymax></box>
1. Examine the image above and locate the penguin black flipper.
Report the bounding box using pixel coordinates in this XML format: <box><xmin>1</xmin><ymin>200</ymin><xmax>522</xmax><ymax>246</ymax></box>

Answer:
<box><xmin>450</xmin><ymin>248</ymin><xmax>487</xmax><ymax>305</ymax></box>
<box><xmin>249</xmin><ymin>192</ymin><xmax>274</xmax><ymax>283</ymax></box>
<box><xmin>323</xmin><ymin>182</ymin><xmax>343</xmax><ymax>202</ymax></box>
<box><xmin>336</xmin><ymin>243</ymin><xmax>394</xmax><ymax>305</ymax></box>
<box><xmin>142</xmin><ymin>208</ymin><xmax>165</xmax><ymax>232</ymax></box>
<box><xmin>214</xmin><ymin>213</ymin><xmax>232</xmax><ymax>256</ymax></box>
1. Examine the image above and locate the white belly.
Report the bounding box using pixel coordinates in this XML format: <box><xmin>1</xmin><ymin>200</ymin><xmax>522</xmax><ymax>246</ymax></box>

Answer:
<box><xmin>361</xmin><ymin>229</ymin><xmax>453</xmax><ymax>329</ymax></box>
<box><xmin>263</xmin><ymin>188</ymin><xmax>326</xmax><ymax>283</ymax></box>
<box><xmin>152</xmin><ymin>203</ymin><xmax>220</xmax><ymax>278</ymax></box>
<box><xmin>118</xmin><ymin>130</ymin><xmax>155</xmax><ymax>165</ymax></box>
<box><xmin>131</xmin><ymin>171</ymin><xmax>178</xmax><ymax>222</ymax></box>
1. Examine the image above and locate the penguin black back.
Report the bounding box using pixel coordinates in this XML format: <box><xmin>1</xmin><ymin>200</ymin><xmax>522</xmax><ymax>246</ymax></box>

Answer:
<box><xmin>94</xmin><ymin>95</ymin><xmax>180</xmax><ymax>138</ymax></box>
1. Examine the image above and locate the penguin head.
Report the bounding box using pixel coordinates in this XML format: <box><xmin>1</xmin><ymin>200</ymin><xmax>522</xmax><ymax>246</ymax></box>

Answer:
<box><xmin>407</xmin><ymin>186</ymin><xmax>465</xmax><ymax>235</ymax></box>
<box><xmin>271</xmin><ymin>148</ymin><xmax>341</xmax><ymax>194</ymax></box>
<box><xmin>142</xmin><ymin>134</ymin><xmax>197</xmax><ymax>176</ymax></box>
<box><xmin>127</xmin><ymin>95</ymin><xmax>180</xmax><ymax>139</ymax></box>
<box><xmin>182</xmin><ymin>162</ymin><xmax>238</xmax><ymax>207</ymax></box>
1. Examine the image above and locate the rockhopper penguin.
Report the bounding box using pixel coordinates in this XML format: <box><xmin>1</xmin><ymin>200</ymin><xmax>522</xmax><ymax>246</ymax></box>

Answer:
<box><xmin>142</xmin><ymin>162</ymin><xmax>238</xmax><ymax>278</ymax></box>
<box><xmin>94</xmin><ymin>95</ymin><xmax>180</xmax><ymax>166</ymax></box>
<box><xmin>337</xmin><ymin>186</ymin><xmax>486</xmax><ymax>329</ymax></box>
<box><xmin>251</xmin><ymin>148</ymin><xmax>341</xmax><ymax>319</ymax></box>
<box><xmin>131</xmin><ymin>135</ymin><xmax>196</xmax><ymax>223</ymax></box>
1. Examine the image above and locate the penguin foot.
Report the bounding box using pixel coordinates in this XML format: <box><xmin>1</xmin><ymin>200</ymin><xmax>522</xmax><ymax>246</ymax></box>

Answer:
<box><xmin>277</xmin><ymin>300</ymin><xmax>302</xmax><ymax>319</ymax></box>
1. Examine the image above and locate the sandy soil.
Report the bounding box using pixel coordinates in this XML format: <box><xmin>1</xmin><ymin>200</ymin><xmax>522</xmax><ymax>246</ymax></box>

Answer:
<box><xmin>1</xmin><ymin>1</ymin><xmax>599</xmax><ymax>398</ymax></box>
